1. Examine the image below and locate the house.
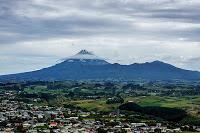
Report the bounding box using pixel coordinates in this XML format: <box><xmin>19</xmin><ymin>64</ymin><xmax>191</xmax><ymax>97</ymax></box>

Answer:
<box><xmin>49</xmin><ymin>122</ymin><xmax>58</xmax><ymax>128</ymax></box>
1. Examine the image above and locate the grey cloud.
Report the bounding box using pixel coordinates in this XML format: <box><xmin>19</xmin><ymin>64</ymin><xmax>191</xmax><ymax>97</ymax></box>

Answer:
<box><xmin>182</xmin><ymin>57</ymin><xmax>200</xmax><ymax>71</ymax></box>
<box><xmin>0</xmin><ymin>0</ymin><xmax>200</xmax><ymax>44</ymax></box>
<box><xmin>1</xmin><ymin>0</ymin><xmax>200</xmax><ymax>73</ymax></box>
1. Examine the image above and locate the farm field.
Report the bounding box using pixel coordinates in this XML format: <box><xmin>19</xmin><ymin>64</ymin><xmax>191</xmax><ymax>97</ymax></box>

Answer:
<box><xmin>64</xmin><ymin>96</ymin><xmax>200</xmax><ymax>118</ymax></box>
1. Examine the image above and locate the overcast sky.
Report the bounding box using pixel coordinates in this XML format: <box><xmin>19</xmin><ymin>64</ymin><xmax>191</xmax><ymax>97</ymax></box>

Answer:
<box><xmin>1</xmin><ymin>0</ymin><xmax>200</xmax><ymax>75</ymax></box>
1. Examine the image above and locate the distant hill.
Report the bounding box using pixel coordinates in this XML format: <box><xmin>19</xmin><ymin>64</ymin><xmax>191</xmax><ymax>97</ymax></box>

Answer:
<box><xmin>0</xmin><ymin>50</ymin><xmax>200</xmax><ymax>81</ymax></box>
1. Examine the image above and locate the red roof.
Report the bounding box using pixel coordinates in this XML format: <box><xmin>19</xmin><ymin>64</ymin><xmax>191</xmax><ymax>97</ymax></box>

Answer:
<box><xmin>50</xmin><ymin>122</ymin><xmax>58</xmax><ymax>127</ymax></box>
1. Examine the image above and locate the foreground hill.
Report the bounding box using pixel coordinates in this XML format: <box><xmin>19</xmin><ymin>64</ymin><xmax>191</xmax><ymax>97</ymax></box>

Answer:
<box><xmin>0</xmin><ymin>50</ymin><xmax>200</xmax><ymax>81</ymax></box>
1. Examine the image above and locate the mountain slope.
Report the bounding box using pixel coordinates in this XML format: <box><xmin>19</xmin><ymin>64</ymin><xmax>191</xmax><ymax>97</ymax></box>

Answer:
<box><xmin>0</xmin><ymin>50</ymin><xmax>200</xmax><ymax>81</ymax></box>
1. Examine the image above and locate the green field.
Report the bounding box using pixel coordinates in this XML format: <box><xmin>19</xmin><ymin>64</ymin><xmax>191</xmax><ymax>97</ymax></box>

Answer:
<box><xmin>125</xmin><ymin>96</ymin><xmax>200</xmax><ymax>116</ymax></box>
<box><xmin>166</xmin><ymin>131</ymin><xmax>200</xmax><ymax>133</ymax></box>
<box><xmin>22</xmin><ymin>85</ymin><xmax>200</xmax><ymax>118</ymax></box>
<box><xmin>69</xmin><ymin>99</ymin><xmax>120</xmax><ymax>112</ymax></box>
<box><xmin>65</xmin><ymin>96</ymin><xmax>200</xmax><ymax>118</ymax></box>
<box><xmin>125</xmin><ymin>96</ymin><xmax>199</xmax><ymax>108</ymax></box>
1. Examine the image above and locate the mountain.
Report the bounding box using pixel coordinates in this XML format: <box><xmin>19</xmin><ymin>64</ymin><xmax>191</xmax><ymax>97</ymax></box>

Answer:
<box><xmin>0</xmin><ymin>50</ymin><xmax>200</xmax><ymax>81</ymax></box>
<box><xmin>62</xmin><ymin>50</ymin><xmax>109</xmax><ymax>65</ymax></box>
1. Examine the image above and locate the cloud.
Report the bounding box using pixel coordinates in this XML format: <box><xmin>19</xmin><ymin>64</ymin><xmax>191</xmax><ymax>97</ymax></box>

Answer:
<box><xmin>0</xmin><ymin>0</ymin><xmax>200</xmax><ymax>74</ymax></box>
<box><xmin>182</xmin><ymin>57</ymin><xmax>200</xmax><ymax>71</ymax></box>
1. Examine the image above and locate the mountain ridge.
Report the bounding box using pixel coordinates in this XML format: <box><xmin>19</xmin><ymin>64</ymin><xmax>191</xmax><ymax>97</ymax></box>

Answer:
<box><xmin>0</xmin><ymin>50</ymin><xmax>200</xmax><ymax>81</ymax></box>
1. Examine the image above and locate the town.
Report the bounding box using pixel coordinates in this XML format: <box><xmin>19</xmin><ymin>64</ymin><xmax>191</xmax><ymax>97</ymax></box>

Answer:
<box><xmin>0</xmin><ymin>81</ymin><xmax>200</xmax><ymax>133</ymax></box>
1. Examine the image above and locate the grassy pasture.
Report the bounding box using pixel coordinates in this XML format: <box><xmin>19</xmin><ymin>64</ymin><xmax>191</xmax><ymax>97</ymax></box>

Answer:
<box><xmin>67</xmin><ymin>96</ymin><xmax>200</xmax><ymax>118</ymax></box>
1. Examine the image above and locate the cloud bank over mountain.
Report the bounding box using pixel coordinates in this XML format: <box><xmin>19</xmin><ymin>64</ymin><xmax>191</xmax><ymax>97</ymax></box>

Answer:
<box><xmin>0</xmin><ymin>0</ymin><xmax>200</xmax><ymax>74</ymax></box>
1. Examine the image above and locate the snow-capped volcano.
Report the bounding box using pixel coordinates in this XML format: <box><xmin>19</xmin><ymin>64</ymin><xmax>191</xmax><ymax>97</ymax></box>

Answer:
<box><xmin>77</xmin><ymin>50</ymin><xmax>93</xmax><ymax>55</ymax></box>
<box><xmin>66</xmin><ymin>50</ymin><xmax>103</xmax><ymax>60</ymax></box>
<box><xmin>1</xmin><ymin>49</ymin><xmax>200</xmax><ymax>81</ymax></box>
<box><xmin>63</xmin><ymin>50</ymin><xmax>109</xmax><ymax>65</ymax></box>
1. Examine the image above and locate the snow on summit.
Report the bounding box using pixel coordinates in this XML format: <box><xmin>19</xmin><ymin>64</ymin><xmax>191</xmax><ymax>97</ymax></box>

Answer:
<box><xmin>67</xmin><ymin>50</ymin><xmax>104</xmax><ymax>60</ymax></box>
